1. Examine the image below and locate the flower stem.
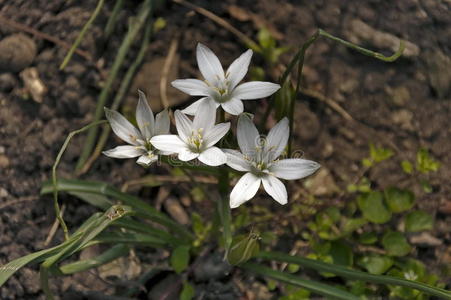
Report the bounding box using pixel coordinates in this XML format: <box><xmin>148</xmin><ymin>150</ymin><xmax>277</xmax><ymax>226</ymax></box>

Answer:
<box><xmin>53</xmin><ymin>120</ymin><xmax>107</xmax><ymax>240</ymax></box>
<box><xmin>218</xmin><ymin>167</ymin><xmax>232</xmax><ymax>254</ymax></box>
<box><xmin>283</xmin><ymin>29</ymin><xmax>405</xmax><ymax>155</ymax></box>
<box><xmin>59</xmin><ymin>0</ymin><xmax>105</xmax><ymax>70</ymax></box>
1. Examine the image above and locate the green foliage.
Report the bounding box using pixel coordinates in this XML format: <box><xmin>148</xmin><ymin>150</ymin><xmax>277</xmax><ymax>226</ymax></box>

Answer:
<box><xmin>362</xmin><ymin>144</ymin><xmax>394</xmax><ymax>167</ymax></box>
<box><xmin>347</xmin><ymin>177</ymin><xmax>371</xmax><ymax>193</ymax></box>
<box><xmin>255</xmin><ymin>28</ymin><xmax>289</xmax><ymax>65</ymax></box>
<box><xmin>191</xmin><ymin>212</ymin><xmax>211</xmax><ymax>247</ymax></box>
<box><xmin>358</xmin><ymin>232</ymin><xmax>378</xmax><ymax>245</ymax></box>
<box><xmin>180</xmin><ymin>281</ymin><xmax>195</xmax><ymax>300</ymax></box>
<box><xmin>227</xmin><ymin>232</ymin><xmax>260</xmax><ymax>265</ymax></box>
<box><xmin>357</xmin><ymin>191</ymin><xmax>392</xmax><ymax>224</ymax></box>
<box><xmin>329</xmin><ymin>240</ymin><xmax>353</xmax><ymax>266</ymax></box>
<box><xmin>404</xmin><ymin>211</ymin><xmax>434</xmax><ymax>232</ymax></box>
<box><xmin>296</xmin><ymin>143</ymin><xmax>445</xmax><ymax>298</ymax></box>
<box><xmin>401</xmin><ymin>160</ymin><xmax>413</xmax><ymax>174</ymax></box>
<box><xmin>416</xmin><ymin>148</ymin><xmax>440</xmax><ymax>174</ymax></box>
<box><xmin>358</xmin><ymin>255</ymin><xmax>394</xmax><ymax>275</ymax></box>
<box><xmin>280</xmin><ymin>286</ymin><xmax>311</xmax><ymax>299</ymax></box>
<box><xmin>384</xmin><ymin>187</ymin><xmax>415</xmax><ymax>213</ymax></box>
<box><xmin>382</xmin><ymin>231</ymin><xmax>411</xmax><ymax>257</ymax></box>
<box><xmin>274</xmin><ymin>81</ymin><xmax>295</xmax><ymax>120</ymax></box>
<box><xmin>170</xmin><ymin>245</ymin><xmax>190</xmax><ymax>274</ymax></box>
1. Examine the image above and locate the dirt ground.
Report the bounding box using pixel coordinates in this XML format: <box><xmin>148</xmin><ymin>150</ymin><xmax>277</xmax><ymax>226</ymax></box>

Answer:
<box><xmin>0</xmin><ymin>0</ymin><xmax>450</xmax><ymax>299</ymax></box>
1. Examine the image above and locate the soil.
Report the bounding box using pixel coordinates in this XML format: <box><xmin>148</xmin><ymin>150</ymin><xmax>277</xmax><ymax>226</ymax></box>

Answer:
<box><xmin>0</xmin><ymin>0</ymin><xmax>450</xmax><ymax>299</ymax></box>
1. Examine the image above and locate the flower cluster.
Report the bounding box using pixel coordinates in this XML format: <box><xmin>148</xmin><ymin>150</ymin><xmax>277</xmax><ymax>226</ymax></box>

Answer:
<box><xmin>104</xmin><ymin>43</ymin><xmax>320</xmax><ymax>208</ymax></box>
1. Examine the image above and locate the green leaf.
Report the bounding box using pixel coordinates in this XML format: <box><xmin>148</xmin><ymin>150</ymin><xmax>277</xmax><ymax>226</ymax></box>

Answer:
<box><xmin>171</xmin><ymin>245</ymin><xmax>190</xmax><ymax>274</ymax></box>
<box><xmin>280</xmin><ymin>287</ymin><xmax>311</xmax><ymax>300</ymax></box>
<box><xmin>41</xmin><ymin>178</ymin><xmax>193</xmax><ymax>242</ymax></box>
<box><xmin>369</xmin><ymin>144</ymin><xmax>394</xmax><ymax>163</ymax></box>
<box><xmin>58</xmin><ymin>244</ymin><xmax>129</xmax><ymax>274</ymax></box>
<box><xmin>227</xmin><ymin>232</ymin><xmax>260</xmax><ymax>265</ymax></box>
<box><xmin>42</xmin><ymin>205</ymin><xmax>132</xmax><ymax>269</ymax></box>
<box><xmin>358</xmin><ymin>255</ymin><xmax>394</xmax><ymax>275</ymax></box>
<box><xmin>405</xmin><ymin>211</ymin><xmax>434</xmax><ymax>232</ymax></box>
<box><xmin>69</xmin><ymin>191</ymin><xmax>113</xmax><ymax>210</ymax></box>
<box><xmin>242</xmin><ymin>263</ymin><xmax>359</xmax><ymax>300</ymax></box>
<box><xmin>401</xmin><ymin>160</ymin><xmax>413</xmax><ymax>174</ymax></box>
<box><xmin>341</xmin><ymin>218</ymin><xmax>367</xmax><ymax>234</ymax></box>
<box><xmin>382</xmin><ymin>231</ymin><xmax>411</xmax><ymax>257</ymax></box>
<box><xmin>357</xmin><ymin>191</ymin><xmax>392</xmax><ymax>224</ymax></box>
<box><xmin>287</xmin><ymin>263</ymin><xmax>300</xmax><ymax>273</ymax></box>
<box><xmin>180</xmin><ymin>281</ymin><xmax>195</xmax><ymax>300</ymax></box>
<box><xmin>384</xmin><ymin>187</ymin><xmax>415</xmax><ymax>213</ymax></box>
<box><xmin>257</xmin><ymin>27</ymin><xmax>276</xmax><ymax>49</ymax></box>
<box><xmin>329</xmin><ymin>241</ymin><xmax>353</xmax><ymax>266</ymax></box>
<box><xmin>416</xmin><ymin>148</ymin><xmax>440</xmax><ymax>174</ymax></box>
<box><xmin>420</xmin><ymin>180</ymin><xmax>433</xmax><ymax>193</ymax></box>
<box><xmin>257</xmin><ymin>251</ymin><xmax>451</xmax><ymax>299</ymax></box>
<box><xmin>359</xmin><ymin>232</ymin><xmax>378</xmax><ymax>245</ymax></box>
<box><xmin>0</xmin><ymin>232</ymin><xmax>82</xmax><ymax>286</ymax></box>
<box><xmin>325</xmin><ymin>207</ymin><xmax>341</xmax><ymax>223</ymax></box>
<box><xmin>274</xmin><ymin>81</ymin><xmax>295</xmax><ymax>120</ymax></box>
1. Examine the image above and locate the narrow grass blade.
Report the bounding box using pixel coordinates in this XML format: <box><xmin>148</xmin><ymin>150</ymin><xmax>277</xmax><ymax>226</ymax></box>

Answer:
<box><xmin>258</xmin><ymin>251</ymin><xmax>451</xmax><ymax>299</ymax></box>
<box><xmin>113</xmin><ymin>218</ymin><xmax>184</xmax><ymax>247</ymax></box>
<box><xmin>58</xmin><ymin>244</ymin><xmax>129</xmax><ymax>275</ymax></box>
<box><xmin>41</xmin><ymin>205</ymin><xmax>132</xmax><ymax>269</ymax></box>
<box><xmin>0</xmin><ymin>232</ymin><xmax>82</xmax><ymax>286</ymax></box>
<box><xmin>41</xmin><ymin>178</ymin><xmax>194</xmax><ymax>242</ymax></box>
<box><xmin>68</xmin><ymin>191</ymin><xmax>112</xmax><ymax>210</ymax></box>
<box><xmin>242</xmin><ymin>262</ymin><xmax>359</xmax><ymax>300</ymax></box>
<box><xmin>59</xmin><ymin>0</ymin><xmax>105</xmax><ymax>70</ymax></box>
<box><xmin>95</xmin><ymin>231</ymin><xmax>168</xmax><ymax>247</ymax></box>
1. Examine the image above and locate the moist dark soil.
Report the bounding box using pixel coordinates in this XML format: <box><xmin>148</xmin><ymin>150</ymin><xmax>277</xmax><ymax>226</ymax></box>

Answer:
<box><xmin>0</xmin><ymin>0</ymin><xmax>450</xmax><ymax>299</ymax></box>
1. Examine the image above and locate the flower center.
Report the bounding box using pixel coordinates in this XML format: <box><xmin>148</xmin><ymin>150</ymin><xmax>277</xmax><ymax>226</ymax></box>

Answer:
<box><xmin>188</xmin><ymin>128</ymin><xmax>204</xmax><ymax>152</ymax></box>
<box><xmin>244</xmin><ymin>145</ymin><xmax>272</xmax><ymax>175</ymax></box>
<box><xmin>206</xmin><ymin>77</ymin><xmax>231</xmax><ymax>103</ymax></box>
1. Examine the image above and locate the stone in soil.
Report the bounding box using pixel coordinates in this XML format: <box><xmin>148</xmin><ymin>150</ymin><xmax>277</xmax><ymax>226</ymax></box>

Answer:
<box><xmin>0</xmin><ymin>34</ymin><xmax>37</xmax><ymax>73</ymax></box>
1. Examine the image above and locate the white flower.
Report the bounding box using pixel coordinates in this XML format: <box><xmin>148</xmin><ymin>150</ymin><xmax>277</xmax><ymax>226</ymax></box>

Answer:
<box><xmin>150</xmin><ymin>100</ymin><xmax>230</xmax><ymax>166</ymax></box>
<box><xmin>172</xmin><ymin>43</ymin><xmax>281</xmax><ymax>116</ymax></box>
<box><xmin>225</xmin><ymin>114</ymin><xmax>320</xmax><ymax>208</ymax></box>
<box><xmin>103</xmin><ymin>90</ymin><xmax>170</xmax><ymax>167</ymax></box>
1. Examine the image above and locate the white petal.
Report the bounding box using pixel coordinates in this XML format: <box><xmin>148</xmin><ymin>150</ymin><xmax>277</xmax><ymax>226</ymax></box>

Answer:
<box><xmin>154</xmin><ymin>109</ymin><xmax>170</xmax><ymax>135</ymax></box>
<box><xmin>265</xmin><ymin>117</ymin><xmax>289</xmax><ymax>160</ymax></box>
<box><xmin>136</xmin><ymin>90</ymin><xmax>155</xmax><ymax>139</ymax></box>
<box><xmin>198</xmin><ymin>146</ymin><xmax>226</xmax><ymax>166</ymax></box>
<box><xmin>105</xmin><ymin>108</ymin><xmax>142</xmax><ymax>146</ymax></box>
<box><xmin>224</xmin><ymin>149</ymin><xmax>251</xmax><ymax>172</ymax></box>
<box><xmin>171</xmin><ymin>79</ymin><xmax>211</xmax><ymax>96</ymax></box>
<box><xmin>150</xmin><ymin>135</ymin><xmax>185</xmax><ymax>153</ymax></box>
<box><xmin>230</xmin><ymin>173</ymin><xmax>261</xmax><ymax>209</ymax></box>
<box><xmin>232</xmin><ymin>81</ymin><xmax>281</xmax><ymax>100</ymax></box>
<box><xmin>193</xmin><ymin>99</ymin><xmax>216</xmax><ymax>131</ymax></box>
<box><xmin>226</xmin><ymin>49</ymin><xmax>253</xmax><ymax>90</ymax></box>
<box><xmin>269</xmin><ymin>158</ymin><xmax>320</xmax><ymax>180</ymax></box>
<box><xmin>136</xmin><ymin>154</ymin><xmax>158</xmax><ymax>167</ymax></box>
<box><xmin>204</xmin><ymin>123</ymin><xmax>230</xmax><ymax>148</ymax></box>
<box><xmin>174</xmin><ymin>110</ymin><xmax>193</xmax><ymax>142</ymax></box>
<box><xmin>181</xmin><ymin>97</ymin><xmax>210</xmax><ymax>115</ymax></box>
<box><xmin>102</xmin><ymin>145</ymin><xmax>145</xmax><ymax>159</ymax></box>
<box><xmin>196</xmin><ymin>43</ymin><xmax>224</xmax><ymax>83</ymax></box>
<box><xmin>178</xmin><ymin>149</ymin><xmax>199</xmax><ymax>161</ymax></box>
<box><xmin>262</xmin><ymin>175</ymin><xmax>287</xmax><ymax>205</ymax></box>
<box><xmin>221</xmin><ymin>98</ymin><xmax>244</xmax><ymax>115</ymax></box>
<box><xmin>237</xmin><ymin>114</ymin><xmax>259</xmax><ymax>157</ymax></box>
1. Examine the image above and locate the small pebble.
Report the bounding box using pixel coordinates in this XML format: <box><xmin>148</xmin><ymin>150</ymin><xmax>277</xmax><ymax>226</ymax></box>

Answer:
<box><xmin>0</xmin><ymin>34</ymin><xmax>37</xmax><ymax>72</ymax></box>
